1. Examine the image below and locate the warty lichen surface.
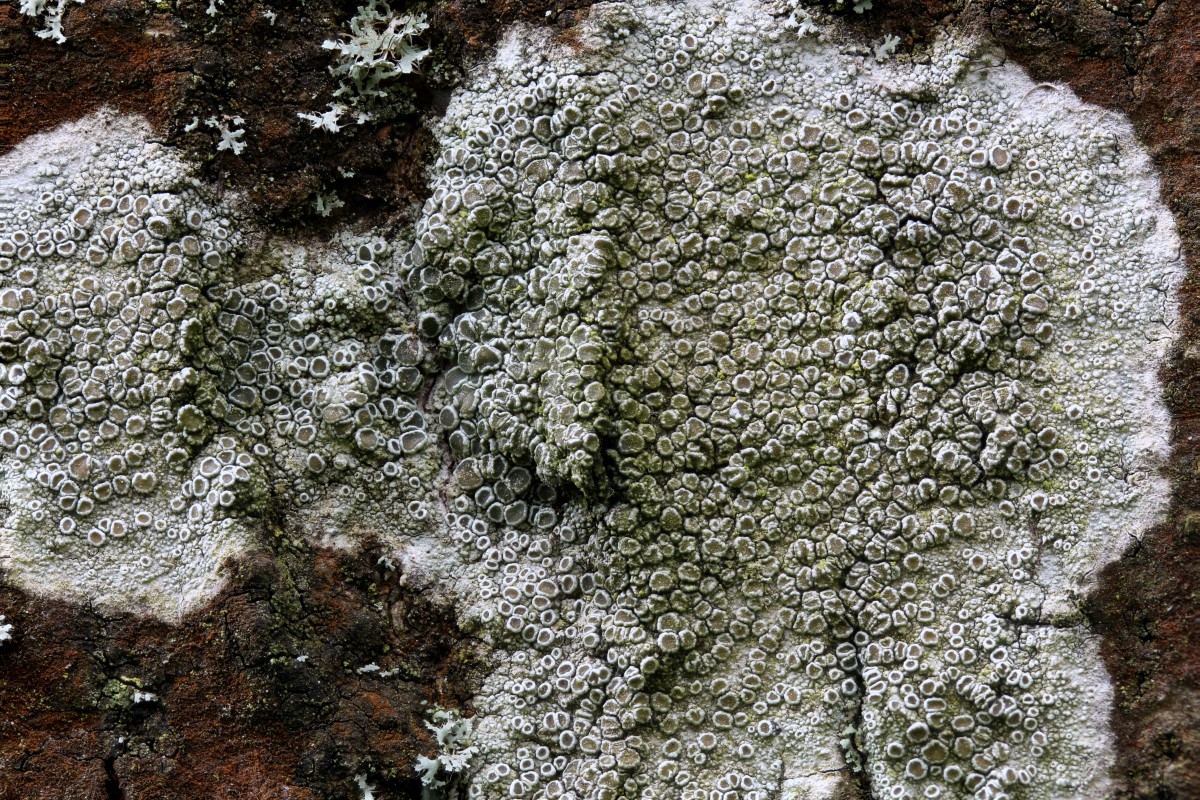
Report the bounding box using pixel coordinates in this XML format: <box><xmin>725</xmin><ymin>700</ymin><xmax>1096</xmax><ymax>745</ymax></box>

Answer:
<box><xmin>0</xmin><ymin>0</ymin><xmax>1183</xmax><ymax>798</ymax></box>
<box><xmin>405</xmin><ymin>1</ymin><xmax>1180</xmax><ymax>798</ymax></box>
<box><xmin>0</xmin><ymin>111</ymin><xmax>443</xmax><ymax>615</ymax></box>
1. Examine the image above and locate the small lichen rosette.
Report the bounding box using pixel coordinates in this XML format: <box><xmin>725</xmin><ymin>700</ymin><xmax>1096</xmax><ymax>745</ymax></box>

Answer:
<box><xmin>409</xmin><ymin>1</ymin><xmax>1180</xmax><ymax>798</ymax></box>
<box><xmin>0</xmin><ymin>113</ymin><xmax>444</xmax><ymax>615</ymax></box>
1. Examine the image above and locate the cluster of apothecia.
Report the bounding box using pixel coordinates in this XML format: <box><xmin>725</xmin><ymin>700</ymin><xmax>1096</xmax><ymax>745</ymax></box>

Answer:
<box><xmin>407</xmin><ymin>2</ymin><xmax>1177</xmax><ymax>798</ymax></box>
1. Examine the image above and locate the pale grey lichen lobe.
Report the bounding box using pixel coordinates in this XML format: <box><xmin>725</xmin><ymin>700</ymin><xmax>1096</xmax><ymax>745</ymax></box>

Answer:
<box><xmin>0</xmin><ymin>112</ymin><xmax>443</xmax><ymax>615</ymax></box>
<box><xmin>0</xmin><ymin>113</ymin><xmax>260</xmax><ymax>613</ymax></box>
<box><xmin>408</xmin><ymin>1</ymin><xmax>1179</xmax><ymax>798</ymax></box>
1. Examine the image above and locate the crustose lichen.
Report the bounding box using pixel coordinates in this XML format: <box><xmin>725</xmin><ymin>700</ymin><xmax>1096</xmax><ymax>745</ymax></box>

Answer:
<box><xmin>405</xmin><ymin>1</ymin><xmax>1180</xmax><ymax>798</ymax></box>
<box><xmin>0</xmin><ymin>1</ymin><xmax>1182</xmax><ymax>798</ymax></box>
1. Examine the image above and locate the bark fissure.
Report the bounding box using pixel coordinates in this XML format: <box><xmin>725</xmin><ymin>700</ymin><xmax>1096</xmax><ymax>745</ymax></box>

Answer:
<box><xmin>102</xmin><ymin>756</ymin><xmax>123</xmax><ymax>800</ymax></box>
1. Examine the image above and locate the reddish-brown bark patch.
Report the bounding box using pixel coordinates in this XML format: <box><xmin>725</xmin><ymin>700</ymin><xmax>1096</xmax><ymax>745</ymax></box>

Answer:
<box><xmin>0</xmin><ymin>0</ymin><xmax>194</xmax><ymax>153</ymax></box>
<box><xmin>0</xmin><ymin>537</ymin><xmax>477</xmax><ymax>800</ymax></box>
<box><xmin>439</xmin><ymin>0</ymin><xmax>603</xmax><ymax>47</ymax></box>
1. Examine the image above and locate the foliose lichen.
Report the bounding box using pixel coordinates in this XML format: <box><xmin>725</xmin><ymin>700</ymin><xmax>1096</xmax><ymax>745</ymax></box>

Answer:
<box><xmin>416</xmin><ymin>707</ymin><xmax>480</xmax><ymax>792</ymax></box>
<box><xmin>298</xmin><ymin>0</ymin><xmax>432</xmax><ymax>133</ymax></box>
<box><xmin>19</xmin><ymin>0</ymin><xmax>80</xmax><ymax>44</ymax></box>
